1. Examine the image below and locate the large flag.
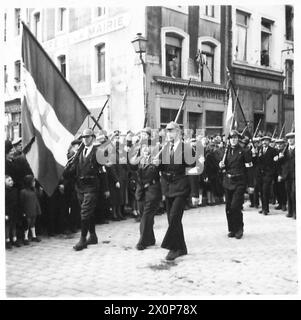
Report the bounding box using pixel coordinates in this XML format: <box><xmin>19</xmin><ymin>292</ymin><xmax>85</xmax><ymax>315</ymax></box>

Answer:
<box><xmin>224</xmin><ymin>85</ymin><xmax>234</xmax><ymax>138</ymax></box>
<box><xmin>21</xmin><ymin>22</ymin><xmax>89</xmax><ymax>196</ymax></box>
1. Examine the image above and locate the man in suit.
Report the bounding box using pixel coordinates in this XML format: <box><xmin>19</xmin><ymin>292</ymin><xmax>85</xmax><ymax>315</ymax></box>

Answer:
<box><xmin>65</xmin><ymin>128</ymin><xmax>109</xmax><ymax>251</ymax></box>
<box><xmin>160</xmin><ymin>122</ymin><xmax>203</xmax><ymax>260</ymax></box>
<box><xmin>219</xmin><ymin>130</ymin><xmax>254</xmax><ymax>239</ymax></box>
<box><xmin>279</xmin><ymin>132</ymin><xmax>295</xmax><ymax>219</ymax></box>
<box><xmin>257</xmin><ymin>136</ymin><xmax>277</xmax><ymax>215</ymax></box>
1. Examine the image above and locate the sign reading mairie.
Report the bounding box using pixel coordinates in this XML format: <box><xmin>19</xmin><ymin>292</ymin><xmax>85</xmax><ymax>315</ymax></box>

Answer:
<box><xmin>43</xmin><ymin>13</ymin><xmax>130</xmax><ymax>50</ymax></box>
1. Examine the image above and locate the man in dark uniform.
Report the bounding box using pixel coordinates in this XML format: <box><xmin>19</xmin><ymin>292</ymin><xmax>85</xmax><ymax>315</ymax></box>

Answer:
<box><xmin>160</xmin><ymin>121</ymin><xmax>203</xmax><ymax>260</ymax></box>
<box><xmin>273</xmin><ymin>138</ymin><xmax>287</xmax><ymax>211</ymax></box>
<box><xmin>129</xmin><ymin>141</ymin><xmax>162</xmax><ymax>250</ymax></box>
<box><xmin>65</xmin><ymin>128</ymin><xmax>109</xmax><ymax>251</ymax></box>
<box><xmin>278</xmin><ymin>132</ymin><xmax>295</xmax><ymax>219</ymax></box>
<box><xmin>257</xmin><ymin>136</ymin><xmax>277</xmax><ymax>215</ymax></box>
<box><xmin>219</xmin><ymin>130</ymin><xmax>254</xmax><ymax>239</ymax></box>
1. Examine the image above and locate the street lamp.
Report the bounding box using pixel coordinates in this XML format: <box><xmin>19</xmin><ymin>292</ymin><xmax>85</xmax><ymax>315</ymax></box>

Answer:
<box><xmin>132</xmin><ymin>33</ymin><xmax>148</xmax><ymax>126</ymax></box>
<box><xmin>131</xmin><ymin>32</ymin><xmax>147</xmax><ymax>73</ymax></box>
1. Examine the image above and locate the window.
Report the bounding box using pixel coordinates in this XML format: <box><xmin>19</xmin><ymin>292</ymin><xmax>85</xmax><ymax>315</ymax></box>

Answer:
<box><xmin>206</xmin><ymin>111</ymin><xmax>223</xmax><ymax>135</ymax></box>
<box><xmin>285</xmin><ymin>6</ymin><xmax>294</xmax><ymax>41</ymax></box>
<box><xmin>14</xmin><ymin>61</ymin><xmax>20</xmax><ymax>82</ymax></box>
<box><xmin>34</xmin><ymin>12</ymin><xmax>41</xmax><ymax>39</ymax></box>
<box><xmin>166</xmin><ymin>34</ymin><xmax>182</xmax><ymax>78</ymax></box>
<box><xmin>160</xmin><ymin>108</ymin><xmax>183</xmax><ymax>128</ymax></box>
<box><xmin>58</xmin><ymin>55</ymin><xmax>66</xmax><ymax>77</ymax></box>
<box><xmin>236</xmin><ymin>10</ymin><xmax>249</xmax><ymax>61</ymax></box>
<box><xmin>15</xmin><ymin>9</ymin><xmax>21</xmax><ymax>36</ymax></box>
<box><xmin>285</xmin><ymin>60</ymin><xmax>294</xmax><ymax>95</ymax></box>
<box><xmin>4</xmin><ymin>13</ymin><xmax>7</xmax><ymax>41</ymax></box>
<box><xmin>58</xmin><ymin>8</ymin><xmax>66</xmax><ymax>32</ymax></box>
<box><xmin>96</xmin><ymin>44</ymin><xmax>105</xmax><ymax>82</ymax></box>
<box><xmin>261</xmin><ymin>18</ymin><xmax>273</xmax><ymax>67</ymax></box>
<box><xmin>200</xmin><ymin>43</ymin><xmax>214</xmax><ymax>82</ymax></box>
<box><xmin>205</xmin><ymin>6</ymin><xmax>215</xmax><ymax>18</ymax></box>
<box><xmin>96</xmin><ymin>7</ymin><xmax>106</xmax><ymax>17</ymax></box>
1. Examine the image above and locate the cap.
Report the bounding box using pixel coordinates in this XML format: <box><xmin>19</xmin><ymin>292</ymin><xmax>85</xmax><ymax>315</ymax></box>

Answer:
<box><xmin>261</xmin><ymin>135</ymin><xmax>272</xmax><ymax>141</ymax></box>
<box><xmin>253</xmin><ymin>137</ymin><xmax>261</xmax><ymax>142</ymax></box>
<box><xmin>275</xmin><ymin>138</ymin><xmax>285</xmax><ymax>144</ymax></box>
<box><xmin>5</xmin><ymin>140</ymin><xmax>13</xmax><ymax>154</ymax></box>
<box><xmin>229</xmin><ymin>130</ymin><xmax>241</xmax><ymax>138</ymax></box>
<box><xmin>81</xmin><ymin>128</ymin><xmax>95</xmax><ymax>138</ymax></box>
<box><xmin>12</xmin><ymin>137</ymin><xmax>22</xmax><ymax>146</ymax></box>
<box><xmin>286</xmin><ymin>132</ymin><xmax>295</xmax><ymax>139</ymax></box>
<box><xmin>166</xmin><ymin>121</ymin><xmax>180</xmax><ymax>130</ymax></box>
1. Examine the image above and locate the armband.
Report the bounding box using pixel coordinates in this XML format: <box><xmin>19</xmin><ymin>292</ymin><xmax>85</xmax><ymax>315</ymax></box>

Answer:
<box><xmin>245</xmin><ymin>162</ymin><xmax>253</xmax><ymax>168</ymax></box>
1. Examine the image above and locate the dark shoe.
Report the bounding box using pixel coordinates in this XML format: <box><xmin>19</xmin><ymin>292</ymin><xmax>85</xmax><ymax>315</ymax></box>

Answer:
<box><xmin>286</xmin><ymin>213</ymin><xmax>293</xmax><ymax>218</ymax></box>
<box><xmin>112</xmin><ymin>216</ymin><xmax>121</xmax><ymax>221</ymax></box>
<box><xmin>136</xmin><ymin>243</ymin><xmax>146</xmax><ymax>250</ymax></box>
<box><xmin>32</xmin><ymin>237</ymin><xmax>41</xmax><ymax>242</ymax></box>
<box><xmin>73</xmin><ymin>237</ymin><xmax>87</xmax><ymax>251</ymax></box>
<box><xmin>259</xmin><ymin>210</ymin><xmax>263</xmax><ymax>214</ymax></box>
<box><xmin>254</xmin><ymin>205</ymin><xmax>259</xmax><ymax>209</ymax></box>
<box><xmin>235</xmin><ymin>229</ymin><xmax>243</xmax><ymax>239</ymax></box>
<box><xmin>228</xmin><ymin>232</ymin><xmax>235</xmax><ymax>238</ymax></box>
<box><xmin>249</xmin><ymin>204</ymin><xmax>254</xmax><ymax>208</ymax></box>
<box><xmin>12</xmin><ymin>241</ymin><xmax>21</xmax><ymax>247</ymax></box>
<box><xmin>263</xmin><ymin>210</ymin><xmax>268</xmax><ymax>215</ymax></box>
<box><xmin>86</xmin><ymin>234</ymin><xmax>98</xmax><ymax>245</ymax></box>
<box><xmin>23</xmin><ymin>239</ymin><xmax>30</xmax><ymax>246</ymax></box>
<box><xmin>135</xmin><ymin>216</ymin><xmax>141</xmax><ymax>223</ymax></box>
<box><xmin>6</xmin><ymin>242</ymin><xmax>12</xmax><ymax>249</ymax></box>
<box><xmin>165</xmin><ymin>249</ymin><xmax>187</xmax><ymax>261</ymax></box>
<box><xmin>282</xmin><ymin>205</ymin><xmax>287</xmax><ymax>211</ymax></box>
<box><xmin>275</xmin><ymin>205</ymin><xmax>282</xmax><ymax>210</ymax></box>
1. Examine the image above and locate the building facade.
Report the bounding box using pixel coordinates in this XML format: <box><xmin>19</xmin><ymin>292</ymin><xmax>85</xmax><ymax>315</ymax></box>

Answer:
<box><xmin>3</xmin><ymin>5</ymin><xmax>293</xmax><ymax>139</ymax></box>
<box><xmin>225</xmin><ymin>5</ymin><xmax>294</xmax><ymax>134</ymax></box>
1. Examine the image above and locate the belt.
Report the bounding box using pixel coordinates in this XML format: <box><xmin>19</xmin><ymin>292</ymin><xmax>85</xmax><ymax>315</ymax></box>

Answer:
<box><xmin>78</xmin><ymin>176</ymin><xmax>97</xmax><ymax>181</ymax></box>
<box><xmin>226</xmin><ymin>173</ymin><xmax>244</xmax><ymax>179</ymax></box>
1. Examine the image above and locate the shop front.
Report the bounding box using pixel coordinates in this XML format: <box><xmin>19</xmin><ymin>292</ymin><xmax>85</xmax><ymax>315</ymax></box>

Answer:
<box><xmin>151</xmin><ymin>76</ymin><xmax>227</xmax><ymax>137</ymax></box>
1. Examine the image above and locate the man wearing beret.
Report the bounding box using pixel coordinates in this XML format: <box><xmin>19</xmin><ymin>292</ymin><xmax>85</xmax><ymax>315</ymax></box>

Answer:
<box><xmin>219</xmin><ymin>130</ymin><xmax>254</xmax><ymax>239</ymax></box>
<box><xmin>160</xmin><ymin>121</ymin><xmax>203</xmax><ymax>260</ymax></box>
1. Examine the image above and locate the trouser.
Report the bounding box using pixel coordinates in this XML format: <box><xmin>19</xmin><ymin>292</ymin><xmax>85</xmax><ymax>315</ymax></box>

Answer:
<box><xmin>275</xmin><ymin>180</ymin><xmax>287</xmax><ymax>207</ymax></box>
<box><xmin>137</xmin><ymin>195</ymin><xmax>160</xmax><ymax>247</ymax></box>
<box><xmin>161</xmin><ymin>196</ymin><xmax>187</xmax><ymax>252</ymax></box>
<box><xmin>77</xmin><ymin>191</ymin><xmax>98</xmax><ymax>237</ymax></box>
<box><xmin>286</xmin><ymin>178</ymin><xmax>296</xmax><ymax>218</ymax></box>
<box><xmin>224</xmin><ymin>185</ymin><xmax>245</xmax><ymax>233</ymax></box>
<box><xmin>258</xmin><ymin>176</ymin><xmax>273</xmax><ymax>212</ymax></box>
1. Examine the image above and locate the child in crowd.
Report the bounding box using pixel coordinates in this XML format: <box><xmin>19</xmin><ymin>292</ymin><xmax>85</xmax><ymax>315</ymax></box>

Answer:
<box><xmin>5</xmin><ymin>175</ymin><xmax>20</xmax><ymax>249</ymax></box>
<box><xmin>20</xmin><ymin>175</ymin><xmax>42</xmax><ymax>244</ymax></box>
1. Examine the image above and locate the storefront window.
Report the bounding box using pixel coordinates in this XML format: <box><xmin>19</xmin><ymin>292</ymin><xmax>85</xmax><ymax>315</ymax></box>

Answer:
<box><xmin>205</xmin><ymin>110</ymin><xmax>223</xmax><ymax>135</ymax></box>
<box><xmin>160</xmin><ymin>108</ymin><xmax>183</xmax><ymax>128</ymax></box>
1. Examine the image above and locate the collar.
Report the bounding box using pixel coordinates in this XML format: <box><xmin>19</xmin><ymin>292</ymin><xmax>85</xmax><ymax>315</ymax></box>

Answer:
<box><xmin>83</xmin><ymin>144</ymin><xmax>94</xmax><ymax>157</ymax></box>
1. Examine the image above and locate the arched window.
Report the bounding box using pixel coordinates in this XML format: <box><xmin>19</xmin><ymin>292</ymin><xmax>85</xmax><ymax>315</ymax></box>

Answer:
<box><xmin>161</xmin><ymin>27</ymin><xmax>189</xmax><ymax>79</ymax></box>
<box><xmin>198</xmin><ymin>37</ymin><xmax>221</xmax><ymax>84</ymax></box>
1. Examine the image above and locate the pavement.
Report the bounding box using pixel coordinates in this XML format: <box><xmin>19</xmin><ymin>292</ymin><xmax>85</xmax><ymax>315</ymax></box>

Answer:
<box><xmin>5</xmin><ymin>203</ymin><xmax>298</xmax><ymax>298</ymax></box>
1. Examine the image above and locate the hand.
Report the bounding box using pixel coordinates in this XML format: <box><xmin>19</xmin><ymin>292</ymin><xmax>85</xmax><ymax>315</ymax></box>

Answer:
<box><xmin>162</xmin><ymin>195</ymin><xmax>166</xmax><ymax>201</ymax></box>
<box><xmin>273</xmin><ymin>156</ymin><xmax>279</xmax><ymax>162</ymax></box>
<box><xmin>191</xmin><ymin>197</ymin><xmax>199</xmax><ymax>207</ymax></box>
<box><xmin>219</xmin><ymin>161</ymin><xmax>225</xmax><ymax>169</ymax></box>
<box><xmin>58</xmin><ymin>184</ymin><xmax>64</xmax><ymax>194</ymax></box>
<box><xmin>115</xmin><ymin>182</ymin><xmax>120</xmax><ymax>189</ymax></box>
<box><xmin>278</xmin><ymin>176</ymin><xmax>283</xmax><ymax>182</ymax></box>
<box><xmin>104</xmin><ymin>191</ymin><xmax>110</xmax><ymax>199</ymax></box>
<box><xmin>5</xmin><ymin>215</ymin><xmax>9</xmax><ymax>221</ymax></box>
<box><xmin>279</xmin><ymin>153</ymin><xmax>284</xmax><ymax>158</ymax></box>
<box><xmin>248</xmin><ymin>187</ymin><xmax>254</xmax><ymax>194</ymax></box>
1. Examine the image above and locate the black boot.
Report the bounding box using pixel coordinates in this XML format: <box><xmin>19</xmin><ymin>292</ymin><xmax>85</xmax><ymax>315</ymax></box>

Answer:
<box><xmin>87</xmin><ymin>218</ymin><xmax>98</xmax><ymax>245</ymax></box>
<box><xmin>73</xmin><ymin>220</ymin><xmax>88</xmax><ymax>251</ymax></box>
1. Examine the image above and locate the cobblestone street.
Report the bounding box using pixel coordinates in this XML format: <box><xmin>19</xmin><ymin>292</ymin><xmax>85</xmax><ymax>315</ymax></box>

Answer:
<box><xmin>5</xmin><ymin>203</ymin><xmax>298</xmax><ymax>298</ymax></box>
